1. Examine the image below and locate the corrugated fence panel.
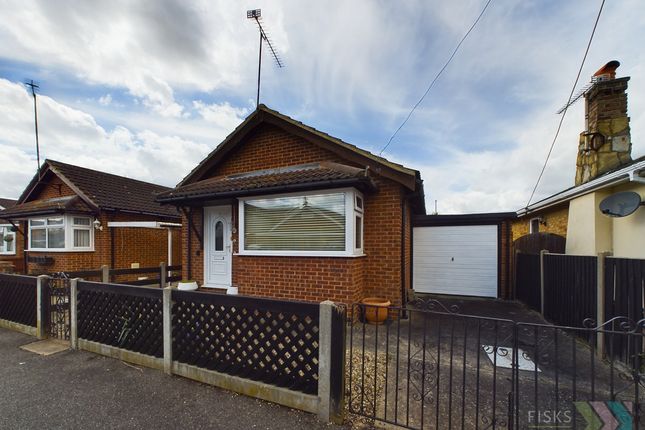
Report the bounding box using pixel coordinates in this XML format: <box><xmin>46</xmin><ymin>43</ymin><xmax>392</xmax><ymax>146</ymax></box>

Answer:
<box><xmin>604</xmin><ymin>257</ymin><xmax>645</xmax><ymax>364</ymax></box>
<box><xmin>543</xmin><ymin>254</ymin><xmax>597</xmax><ymax>327</ymax></box>
<box><xmin>515</xmin><ymin>253</ymin><xmax>541</xmax><ymax>311</ymax></box>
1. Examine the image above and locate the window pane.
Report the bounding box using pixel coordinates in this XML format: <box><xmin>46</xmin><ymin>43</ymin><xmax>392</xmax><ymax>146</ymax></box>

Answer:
<box><xmin>47</xmin><ymin>217</ymin><xmax>64</xmax><ymax>226</ymax></box>
<box><xmin>74</xmin><ymin>229</ymin><xmax>90</xmax><ymax>248</ymax></box>
<box><xmin>30</xmin><ymin>219</ymin><xmax>45</xmax><ymax>227</ymax></box>
<box><xmin>31</xmin><ymin>229</ymin><xmax>46</xmax><ymax>248</ymax></box>
<box><xmin>73</xmin><ymin>217</ymin><xmax>91</xmax><ymax>226</ymax></box>
<box><xmin>48</xmin><ymin>227</ymin><xmax>65</xmax><ymax>248</ymax></box>
<box><xmin>5</xmin><ymin>236</ymin><xmax>14</xmax><ymax>252</ymax></box>
<box><xmin>215</xmin><ymin>221</ymin><xmax>224</xmax><ymax>251</ymax></box>
<box><xmin>245</xmin><ymin>193</ymin><xmax>346</xmax><ymax>251</ymax></box>
<box><xmin>355</xmin><ymin>215</ymin><xmax>362</xmax><ymax>249</ymax></box>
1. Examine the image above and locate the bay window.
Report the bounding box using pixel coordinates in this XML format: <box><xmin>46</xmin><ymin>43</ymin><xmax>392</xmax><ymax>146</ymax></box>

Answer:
<box><xmin>239</xmin><ymin>189</ymin><xmax>364</xmax><ymax>256</ymax></box>
<box><xmin>0</xmin><ymin>225</ymin><xmax>16</xmax><ymax>255</ymax></box>
<box><xmin>28</xmin><ymin>215</ymin><xmax>94</xmax><ymax>251</ymax></box>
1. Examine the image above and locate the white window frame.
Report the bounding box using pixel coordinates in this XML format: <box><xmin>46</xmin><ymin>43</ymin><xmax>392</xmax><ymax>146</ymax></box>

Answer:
<box><xmin>529</xmin><ymin>217</ymin><xmax>541</xmax><ymax>234</ymax></box>
<box><xmin>0</xmin><ymin>224</ymin><xmax>17</xmax><ymax>255</ymax></box>
<box><xmin>27</xmin><ymin>215</ymin><xmax>94</xmax><ymax>252</ymax></box>
<box><xmin>238</xmin><ymin>187</ymin><xmax>365</xmax><ymax>257</ymax></box>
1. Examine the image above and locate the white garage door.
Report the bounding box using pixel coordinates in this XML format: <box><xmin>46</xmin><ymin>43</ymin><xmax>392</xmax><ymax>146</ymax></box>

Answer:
<box><xmin>413</xmin><ymin>225</ymin><xmax>498</xmax><ymax>297</ymax></box>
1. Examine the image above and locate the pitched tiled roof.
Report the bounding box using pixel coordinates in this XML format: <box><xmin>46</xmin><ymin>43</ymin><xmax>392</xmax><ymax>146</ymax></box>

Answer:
<box><xmin>0</xmin><ymin>198</ymin><xmax>17</xmax><ymax>210</ymax></box>
<box><xmin>0</xmin><ymin>196</ymin><xmax>92</xmax><ymax>219</ymax></box>
<box><xmin>157</xmin><ymin>162</ymin><xmax>375</xmax><ymax>203</ymax></box>
<box><xmin>178</xmin><ymin>105</ymin><xmax>422</xmax><ymax>190</ymax></box>
<box><xmin>18</xmin><ymin>160</ymin><xmax>179</xmax><ymax>219</ymax></box>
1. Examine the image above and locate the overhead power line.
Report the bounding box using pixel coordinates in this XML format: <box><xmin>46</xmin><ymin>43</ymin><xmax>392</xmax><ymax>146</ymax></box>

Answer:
<box><xmin>525</xmin><ymin>0</ymin><xmax>606</xmax><ymax>210</ymax></box>
<box><xmin>379</xmin><ymin>0</ymin><xmax>493</xmax><ymax>156</ymax></box>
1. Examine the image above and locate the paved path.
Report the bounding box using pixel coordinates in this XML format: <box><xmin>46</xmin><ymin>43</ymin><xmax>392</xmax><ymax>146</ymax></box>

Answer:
<box><xmin>0</xmin><ymin>329</ymin><xmax>343</xmax><ymax>430</ymax></box>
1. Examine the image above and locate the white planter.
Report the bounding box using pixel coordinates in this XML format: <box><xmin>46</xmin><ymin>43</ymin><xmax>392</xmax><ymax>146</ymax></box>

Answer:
<box><xmin>177</xmin><ymin>281</ymin><xmax>198</xmax><ymax>291</ymax></box>
<box><xmin>226</xmin><ymin>286</ymin><xmax>239</xmax><ymax>295</ymax></box>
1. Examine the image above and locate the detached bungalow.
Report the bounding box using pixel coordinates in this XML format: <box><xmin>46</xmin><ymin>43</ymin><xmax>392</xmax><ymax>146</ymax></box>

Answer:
<box><xmin>0</xmin><ymin>160</ymin><xmax>181</xmax><ymax>275</ymax></box>
<box><xmin>157</xmin><ymin>105</ymin><xmax>425</xmax><ymax>306</ymax></box>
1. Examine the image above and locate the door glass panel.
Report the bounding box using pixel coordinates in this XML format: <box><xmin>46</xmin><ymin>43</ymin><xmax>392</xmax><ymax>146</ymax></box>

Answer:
<box><xmin>215</xmin><ymin>221</ymin><xmax>224</xmax><ymax>251</ymax></box>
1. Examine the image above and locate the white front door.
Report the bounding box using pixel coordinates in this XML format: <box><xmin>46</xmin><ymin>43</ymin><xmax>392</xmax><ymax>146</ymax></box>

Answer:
<box><xmin>204</xmin><ymin>206</ymin><xmax>232</xmax><ymax>288</ymax></box>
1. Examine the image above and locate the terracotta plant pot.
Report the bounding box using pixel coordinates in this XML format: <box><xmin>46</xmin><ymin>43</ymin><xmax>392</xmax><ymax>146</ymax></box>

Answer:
<box><xmin>362</xmin><ymin>297</ymin><xmax>391</xmax><ymax>325</ymax></box>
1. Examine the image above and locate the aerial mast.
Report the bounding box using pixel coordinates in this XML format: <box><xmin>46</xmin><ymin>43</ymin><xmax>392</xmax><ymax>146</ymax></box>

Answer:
<box><xmin>25</xmin><ymin>80</ymin><xmax>42</xmax><ymax>180</ymax></box>
<box><xmin>247</xmin><ymin>9</ymin><xmax>284</xmax><ymax>107</ymax></box>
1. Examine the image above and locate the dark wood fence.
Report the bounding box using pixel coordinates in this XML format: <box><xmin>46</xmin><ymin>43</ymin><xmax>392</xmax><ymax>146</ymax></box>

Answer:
<box><xmin>61</xmin><ymin>265</ymin><xmax>182</xmax><ymax>287</ymax></box>
<box><xmin>543</xmin><ymin>254</ymin><xmax>597</xmax><ymax>328</ymax></box>
<box><xmin>604</xmin><ymin>257</ymin><xmax>645</xmax><ymax>363</ymax></box>
<box><xmin>0</xmin><ymin>273</ymin><xmax>37</xmax><ymax>327</ymax></box>
<box><xmin>172</xmin><ymin>289</ymin><xmax>320</xmax><ymax>395</ymax></box>
<box><xmin>515</xmin><ymin>253</ymin><xmax>541</xmax><ymax>311</ymax></box>
<box><xmin>77</xmin><ymin>281</ymin><xmax>164</xmax><ymax>357</ymax></box>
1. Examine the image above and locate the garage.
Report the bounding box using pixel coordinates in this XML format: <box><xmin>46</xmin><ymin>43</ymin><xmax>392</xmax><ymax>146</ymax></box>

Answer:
<box><xmin>412</xmin><ymin>213</ymin><xmax>515</xmax><ymax>298</ymax></box>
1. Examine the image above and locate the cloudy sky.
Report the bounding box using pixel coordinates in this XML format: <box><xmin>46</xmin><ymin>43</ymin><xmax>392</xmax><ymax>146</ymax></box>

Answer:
<box><xmin>0</xmin><ymin>0</ymin><xmax>643</xmax><ymax>213</ymax></box>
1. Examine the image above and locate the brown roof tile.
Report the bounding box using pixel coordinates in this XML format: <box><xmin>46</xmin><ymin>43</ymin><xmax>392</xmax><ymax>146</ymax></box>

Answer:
<box><xmin>18</xmin><ymin>160</ymin><xmax>179</xmax><ymax>219</ymax></box>
<box><xmin>0</xmin><ymin>195</ymin><xmax>92</xmax><ymax>219</ymax></box>
<box><xmin>0</xmin><ymin>198</ymin><xmax>17</xmax><ymax>210</ymax></box>
<box><xmin>157</xmin><ymin>162</ymin><xmax>375</xmax><ymax>203</ymax></box>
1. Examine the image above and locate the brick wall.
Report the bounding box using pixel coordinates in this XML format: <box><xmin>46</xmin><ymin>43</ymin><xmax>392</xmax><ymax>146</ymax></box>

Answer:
<box><xmin>181</xmin><ymin>123</ymin><xmax>413</xmax><ymax>307</ymax></box>
<box><xmin>511</xmin><ymin>204</ymin><xmax>569</xmax><ymax>242</ymax></box>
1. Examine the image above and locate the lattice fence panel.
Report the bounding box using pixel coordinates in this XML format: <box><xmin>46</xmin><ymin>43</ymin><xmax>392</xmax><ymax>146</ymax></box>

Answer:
<box><xmin>172</xmin><ymin>291</ymin><xmax>320</xmax><ymax>394</ymax></box>
<box><xmin>77</xmin><ymin>282</ymin><xmax>163</xmax><ymax>358</ymax></box>
<box><xmin>0</xmin><ymin>274</ymin><xmax>37</xmax><ymax>327</ymax></box>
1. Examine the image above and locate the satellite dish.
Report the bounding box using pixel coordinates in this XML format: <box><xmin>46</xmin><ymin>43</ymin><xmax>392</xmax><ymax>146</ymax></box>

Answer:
<box><xmin>599</xmin><ymin>191</ymin><xmax>643</xmax><ymax>217</ymax></box>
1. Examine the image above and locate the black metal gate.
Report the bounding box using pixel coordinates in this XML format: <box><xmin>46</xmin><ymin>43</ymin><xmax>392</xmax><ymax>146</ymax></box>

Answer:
<box><xmin>46</xmin><ymin>275</ymin><xmax>70</xmax><ymax>340</ymax></box>
<box><xmin>347</xmin><ymin>299</ymin><xmax>645</xmax><ymax>429</ymax></box>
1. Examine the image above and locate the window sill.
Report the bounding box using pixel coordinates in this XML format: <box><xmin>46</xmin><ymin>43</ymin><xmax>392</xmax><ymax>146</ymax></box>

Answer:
<box><xmin>0</xmin><ymin>252</ymin><xmax>16</xmax><ymax>256</ymax></box>
<box><xmin>235</xmin><ymin>252</ymin><xmax>366</xmax><ymax>258</ymax></box>
<box><xmin>27</xmin><ymin>249</ymin><xmax>95</xmax><ymax>253</ymax></box>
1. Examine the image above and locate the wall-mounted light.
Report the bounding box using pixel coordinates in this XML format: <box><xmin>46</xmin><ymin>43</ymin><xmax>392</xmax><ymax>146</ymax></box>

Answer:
<box><xmin>93</xmin><ymin>219</ymin><xmax>103</xmax><ymax>231</ymax></box>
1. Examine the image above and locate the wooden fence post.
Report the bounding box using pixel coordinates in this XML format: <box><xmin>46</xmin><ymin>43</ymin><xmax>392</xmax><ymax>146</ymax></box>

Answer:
<box><xmin>70</xmin><ymin>278</ymin><xmax>78</xmax><ymax>350</ymax></box>
<box><xmin>318</xmin><ymin>301</ymin><xmax>346</xmax><ymax>424</ymax></box>
<box><xmin>540</xmin><ymin>249</ymin><xmax>548</xmax><ymax>316</ymax></box>
<box><xmin>160</xmin><ymin>262</ymin><xmax>167</xmax><ymax>289</ymax></box>
<box><xmin>163</xmin><ymin>287</ymin><xmax>173</xmax><ymax>375</ymax></box>
<box><xmin>101</xmin><ymin>265</ymin><xmax>110</xmax><ymax>283</ymax></box>
<box><xmin>36</xmin><ymin>275</ymin><xmax>49</xmax><ymax>339</ymax></box>
<box><xmin>596</xmin><ymin>251</ymin><xmax>611</xmax><ymax>358</ymax></box>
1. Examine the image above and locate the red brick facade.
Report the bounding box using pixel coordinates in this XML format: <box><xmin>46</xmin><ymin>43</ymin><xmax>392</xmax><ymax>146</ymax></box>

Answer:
<box><xmin>4</xmin><ymin>176</ymin><xmax>181</xmax><ymax>275</ymax></box>
<box><xmin>181</xmin><ymin>123</ymin><xmax>415</xmax><ymax>307</ymax></box>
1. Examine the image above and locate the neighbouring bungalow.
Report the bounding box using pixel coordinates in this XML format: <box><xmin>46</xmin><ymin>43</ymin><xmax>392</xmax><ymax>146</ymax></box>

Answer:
<box><xmin>0</xmin><ymin>198</ymin><xmax>18</xmax><ymax>272</ymax></box>
<box><xmin>157</xmin><ymin>105</ymin><xmax>425</xmax><ymax>307</ymax></box>
<box><xmin>513</xmin><ymin>61</ymin><xmax>645</xmax><ymax>259</ymax></box>
<box><xmin>0</xmin><ymin>160</ymin><xmax>181</xmax><ymax>275</ymax></box>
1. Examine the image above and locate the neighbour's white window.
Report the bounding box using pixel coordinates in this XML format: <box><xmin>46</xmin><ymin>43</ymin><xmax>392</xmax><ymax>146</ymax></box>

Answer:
<box><xmin>529</xmin><ymin>218</ymin><xmax>540</xmax><ymax>234</ymax></box>
<box><xmin>28</xmin><ymin>215</ymin><xmax>93</xmax><ymax>251</ymax></box>
<box><xmin>239</xmin><ymin>189</ymin><xmax>364</xmax><ymax>256</ymax></box>
<box><xmin>0</xmin><ymin>225</ymin><xmax>16</xmax><ymax>255</ymax></box>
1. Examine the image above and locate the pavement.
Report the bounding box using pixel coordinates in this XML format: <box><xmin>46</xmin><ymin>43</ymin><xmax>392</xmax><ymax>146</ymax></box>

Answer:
<box><xmin>0</xmin><ymin>329</ymin><xmax>344</xmax><ymax>430</ymax></box>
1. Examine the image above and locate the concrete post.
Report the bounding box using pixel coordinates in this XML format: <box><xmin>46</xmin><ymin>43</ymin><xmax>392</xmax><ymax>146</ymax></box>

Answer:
<box><xmin>318</xmin><ymin>300</ymin><xmax>345</xmax><ymax>424</ymax></box>
<box><xmin>36</xmin><ymin>275</ymin><xmax>49</xmax><ymax>339</ymax></box>
<box><xmin>539</xmin><ymin>250</ymin><xmax>548</xmax><ymax>316</ymax></box>
<box><xmin>160</xmin><ymin>262</ymin><xmax>167</xmax><ymax>289</ymax></box>
<box><xmin>596</xmin><ymin>252</ymin><xmax>611</xmax><ymax>358</ymax></box>
<box><xmin>70</xmin><ymin>278</ymin><xmax>78</xmax><ymax>350</ymax></box>
<box><xmin>101</xmin><ymin>265</ymin><xmax>110</xmax><ymax>283</ymax></box>
<box><xmin>162</xmin><ymin>287</ymin><xmax>173</xmax><ymax>375</ymax></box>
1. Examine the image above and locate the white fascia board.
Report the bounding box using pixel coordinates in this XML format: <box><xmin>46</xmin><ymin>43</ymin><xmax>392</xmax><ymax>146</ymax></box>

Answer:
<box><xmin>517</xmin><ymin>160</ymin><xmax>645</xmax><ymax>217</ymax></box>
<box><xmin>107</xmin><ymin>221</ymin><xmax>162</xmax><ymax>229</ymax></box>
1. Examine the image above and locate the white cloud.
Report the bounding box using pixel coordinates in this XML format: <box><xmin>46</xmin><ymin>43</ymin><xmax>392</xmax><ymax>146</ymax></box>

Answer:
<box><xmin>0</xmin><ymin>78</ymin><xmax>213</xmax><ymax>197</ymax></box>
<box><xmin>98</xmin><ymin>94</ymin><xmax>112</xmax><ymax>106</ymax></box>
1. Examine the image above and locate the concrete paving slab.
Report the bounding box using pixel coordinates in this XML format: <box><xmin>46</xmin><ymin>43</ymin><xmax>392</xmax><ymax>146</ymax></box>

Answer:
<box><xmin>19</xmin><ymin>339</ymin><xmax>70</xmax><ymax>356</ymax></box>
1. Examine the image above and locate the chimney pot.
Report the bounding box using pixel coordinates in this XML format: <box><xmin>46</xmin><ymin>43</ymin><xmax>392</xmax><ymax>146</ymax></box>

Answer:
<box><xmin>592</xmin><ymin>60</ymin><xmax>620</xmax><ymax>82</ymax></box>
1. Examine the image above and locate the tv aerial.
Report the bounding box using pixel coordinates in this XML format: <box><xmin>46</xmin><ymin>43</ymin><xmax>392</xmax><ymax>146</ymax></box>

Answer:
<box><xmin>247</xmin><ymin>9</ymin><xmax>284</xmax><ymax>107</ymax></box>
<box><xmin>556</xmin><ymin>60</ymin><xmax>620</xmax><ymax>114</ymax></box>
<box><xmin>599</xmin><ymin>191</ymin><xmax>644</xmax><ymax>218</ymax></box>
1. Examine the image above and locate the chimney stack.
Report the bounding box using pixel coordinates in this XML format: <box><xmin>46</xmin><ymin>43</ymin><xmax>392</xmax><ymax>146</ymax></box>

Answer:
<box><xmin>575</xmin><ymin>60</ymin><xmax>632</xmax><ymax>186</ymax></box>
